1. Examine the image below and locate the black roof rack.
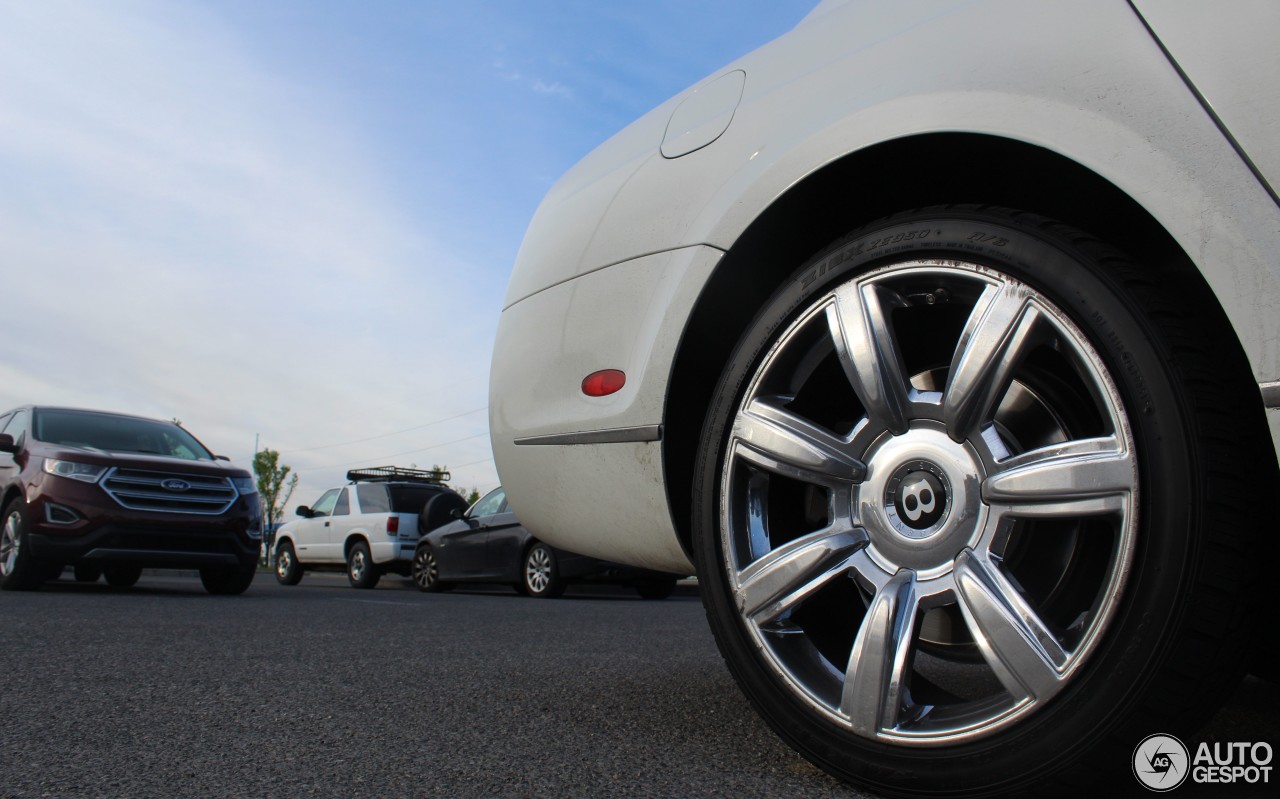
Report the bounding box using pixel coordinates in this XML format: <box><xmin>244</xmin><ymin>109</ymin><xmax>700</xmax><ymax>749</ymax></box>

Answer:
<box><xmin>346</xmin><ymin>466</ymin><xmax>450</xmax><ymax>485</ymax></box>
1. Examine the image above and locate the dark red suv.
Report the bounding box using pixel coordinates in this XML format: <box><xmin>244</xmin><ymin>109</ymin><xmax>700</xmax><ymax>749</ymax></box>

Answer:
<box><xmin>0</xmin><ymin>406</ymin><xmax>262</xmax><ymax>594</ymax></box>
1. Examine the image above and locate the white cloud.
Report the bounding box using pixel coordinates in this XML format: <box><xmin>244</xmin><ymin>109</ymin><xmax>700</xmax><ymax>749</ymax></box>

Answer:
<box><xmin>532</xmin><ymin>79</ymin><xmax>573</xmax><ymax>98</ymax></box>
<box><xmin>0</xmin><ymin>0</ymin><xmax>501</xmax><ymax>508</ymax></box>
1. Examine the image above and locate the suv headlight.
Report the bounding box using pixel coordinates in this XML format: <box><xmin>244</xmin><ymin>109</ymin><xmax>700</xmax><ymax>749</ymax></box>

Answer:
<box><xmin>43</xmin><ymin>459</ymin><xmax>107</xmax><ymax>483</ymax></box>
<box><xmin>231</xmin><ymin>476</ymin><xmax>258</xmax><ymax>495</ymax></box>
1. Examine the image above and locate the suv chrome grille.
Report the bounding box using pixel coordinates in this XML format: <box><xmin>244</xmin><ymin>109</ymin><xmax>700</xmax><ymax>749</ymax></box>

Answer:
<box><xmin>102</xmin><ymin>468</ymin><xmax>238</xmax><ymax>515</ymax></box>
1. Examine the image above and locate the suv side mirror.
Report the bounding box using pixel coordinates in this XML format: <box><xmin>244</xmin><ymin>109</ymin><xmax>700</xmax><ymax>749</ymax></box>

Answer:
<box><xmin>295</xmin><ymin>506</ymin><xmax>313</xmax><ymax>518</ymax></box>
<box><xmin>0</xmin><ymin>433</ymin><xmax>16</xmax><ymax>455</ymax></box>
<box><xmin>450</xmin><ymin>508</ymin><xmax>466</xmax><ymax>520</ymax></box>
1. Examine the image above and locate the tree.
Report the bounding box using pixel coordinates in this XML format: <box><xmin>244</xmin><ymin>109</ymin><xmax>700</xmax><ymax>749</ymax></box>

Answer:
<box><xmin>253</xmin><ymin>449</ymin><xmax>298</xmax><ymax>562</ymax></box>
<box><xmin>430</xmin><ymin>463</ymin><xmax>478</xmax><ymax>505</ymax></box>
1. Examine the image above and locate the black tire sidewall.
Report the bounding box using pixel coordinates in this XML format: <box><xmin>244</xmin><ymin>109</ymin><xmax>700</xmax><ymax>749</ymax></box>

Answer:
<box><xmin>276</xmin><ymin>541</ymin><xmax>302</xmax><ymax>585</ymax></box>
<box><xmin>201</xmin><ymin>561</ymin><xmax>256</xmax><ymax>595</ymax></box>
<box><xmin>413</xmin><ymin>545</ymin><xmax>440</xmax><ymax>592</ymax></box>
<box><xmin>0</xmin><ymin>500</ymin><xmax>43</xmax><ymax>590</ymax></box>
<box><xmin>102</xmin><ymin>564</ymin><xmax>142</xmax><ymax>588</ymax></box>
<box><xmin>693</xmin><ymin>209</ymin><xmax>1206</xmax><ymax>793</ymax></box>
<box><xmin>347</xmin><ymin>542</ymin><xmax>378</xmax><ymax>589</ymax></box>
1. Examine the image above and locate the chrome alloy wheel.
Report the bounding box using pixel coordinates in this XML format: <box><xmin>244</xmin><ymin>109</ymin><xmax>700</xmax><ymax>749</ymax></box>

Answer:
<box><xmin>720</xmin><ymin>260</ymin><xmax>1137</xmax><ymax>745</ymax></box>
<box><xmin>349</xmin><ymin>549</ymin><xmax>368</xmax><ymax>581</ymax></box>
<box><xmin>526</xmin><ymin>546</ymin><xmax>553</xmax><ymax>593</ymax></box>
<box><xmin>413</xmin><ymin>547</ymin><xmax>438</xmax><ymax>590</ymax></box>
<box><xmin>1</xmin><ymin>511</ymin><xmax>19</xmax><ymax>577</ymax></box>
<box><xmin>275</xmin><ymin>548</ymin><xmax>293</xmax><ymax>579</ymax></box>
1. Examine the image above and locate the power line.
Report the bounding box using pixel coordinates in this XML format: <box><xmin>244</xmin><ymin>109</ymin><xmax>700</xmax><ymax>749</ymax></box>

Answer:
<box><xmin>231</xmin><ymin>405</ymin><xmax>488</xmax><ymax>462</ymax></box>
<box><xmin>289</xmin><ymin>406</ymin><xmax>488</xmax><ymax>452</ymax></box>
<box><xmin>296</xmin><ymin>431</ymin><xmax>491</xmax><ymax>474</ymax></box>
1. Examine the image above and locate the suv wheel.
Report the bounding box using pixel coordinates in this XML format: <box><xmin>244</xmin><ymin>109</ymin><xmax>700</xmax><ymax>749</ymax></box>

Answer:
<box><xmin>693</xmin><ymin>206</ymin><xmax>1264</xmax><ymax>794</ymax></box>
<box><xmin>523</xmin><ymin>543</ymin><xmax>565</xmax><ymax>599</ymax></box>
<box><xmin>275</xmin><ymin>540</ymin><xmax>303</xmax><ymax>586</ymax></box>
<box><xmin>102</xmin><ymin>564</ymin><xmax>143</xmax><ymax>588</ymax></box>
<box><xmin>0</xmin><ymin>500</ymin><xmax>44</xmax><ymax>591</ymax></box>
<box><xmin>73</xmin><ymin>563</ymin><xmax>102</xmax><ymax>583</ymax></box>
<box><xmin>347</xmin><ymin>541</ymin><xmax>380</xmax><ymax>589</ymax></box>
<box><xmin>200</xmin><ymin>561</ymin><xmax>256</xmax><ymax>595</ymax></box>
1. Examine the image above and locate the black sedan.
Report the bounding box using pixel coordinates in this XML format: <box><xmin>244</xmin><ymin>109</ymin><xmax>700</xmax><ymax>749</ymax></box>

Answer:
<box><xmin>411</xmin><ymin>487</ymin><xmax>682</xmax><ymax>599</ymax></box>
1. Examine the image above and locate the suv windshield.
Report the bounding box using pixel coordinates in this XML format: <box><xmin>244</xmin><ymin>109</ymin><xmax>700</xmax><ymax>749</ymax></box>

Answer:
<box><xmin>33</xmin><ymin>409</ymin><xmax>214</xmax><ymax>461</ymax></box>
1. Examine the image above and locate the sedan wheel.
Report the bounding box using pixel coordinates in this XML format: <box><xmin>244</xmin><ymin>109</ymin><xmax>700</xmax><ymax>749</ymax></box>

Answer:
<box><xmin>694</xmin><ymin>206</ymin><xmax>1263</xmax><ymax>794</ymax></box>
<box><xmin>411</xmin><ymin>545</ymin><xmax>450</xmax><ymax>593</ymax></box>
<box><xmin>523</xmin><ymin>543</ymin><xmax>566</xmax><ymax>598</ymax></box>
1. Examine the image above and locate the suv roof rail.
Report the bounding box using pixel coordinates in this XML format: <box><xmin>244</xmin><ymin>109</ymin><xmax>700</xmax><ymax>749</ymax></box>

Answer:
<box><xmin>345</xmin><ymin>466</ymin><xmax>451</xmax><ymax>485</ymax></box>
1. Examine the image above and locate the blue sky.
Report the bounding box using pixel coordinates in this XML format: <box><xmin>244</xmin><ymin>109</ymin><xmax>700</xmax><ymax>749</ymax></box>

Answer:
<box><xmin>0</xmin><ymin>0</ymin><xmax>814</xmax><ymax>511</ymax></box>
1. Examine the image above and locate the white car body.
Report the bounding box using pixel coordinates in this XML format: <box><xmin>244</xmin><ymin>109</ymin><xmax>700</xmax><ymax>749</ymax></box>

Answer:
<box><xmin>491</xmin><ymin>0</ymin><xmax>1280</xmax><ymax>574</ymax></box>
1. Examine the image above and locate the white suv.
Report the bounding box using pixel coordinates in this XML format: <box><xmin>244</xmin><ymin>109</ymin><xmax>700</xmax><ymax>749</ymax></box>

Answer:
<box><xmin>273</xmin><ymin>467</ymin><xmax>467</xmax><ymax>589</ymax></box>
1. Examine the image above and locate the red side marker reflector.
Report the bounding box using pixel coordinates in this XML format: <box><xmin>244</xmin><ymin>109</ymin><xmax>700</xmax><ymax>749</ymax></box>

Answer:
<box><xmin>582</xmin><ymin>369</ymin><xmax>626</xmax><ymax>397</ymax></box>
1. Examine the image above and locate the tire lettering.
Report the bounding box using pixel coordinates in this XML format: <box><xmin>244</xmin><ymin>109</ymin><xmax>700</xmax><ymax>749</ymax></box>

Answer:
<box><xmin>967</xmin><ymin>232</ymin><xmax>1009</xmax><ymax>246</ymax></box>
<box><xmin>797</xmin><ymin>229</ymin><xmax>932</xmax><ymax>289</ymax></box>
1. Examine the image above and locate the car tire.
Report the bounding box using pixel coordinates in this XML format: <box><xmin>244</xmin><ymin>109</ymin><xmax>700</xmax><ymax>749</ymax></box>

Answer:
<box><xmin>346</xmin><ymin>541</ymin><xmax>380</xmax><ymax>589</ymax></box>
<box><xmin>200</xmin><ymin>561</ymin><xmax>256</xmax><ymax>595</ymax></box>
<box><xmin>102</xmin><ymin>564</ymin><xmax>142</xmax><ymax>588</ymax></box>
<box><xmin>275</xmin><ymin>540</ymin><xmax>303</xmax><ymax>586</ymax></box>
<box><xmin>0</xmin><ymin>500</ymin><xmax>45</xmax><ymax>591</ymax></box>
<box><xmin>635</xmin><ymin>580</ymin><xmax>677</xmax><ymax>600</ymax></box>
<box><xmin>692</xmin><ymin>206</ymin><xmax>1266</xmax><ymax>795</ymax></box>
<box><xmin>411</xmin><ymin>544</ymin><xmax>450</xmax><ymax>592</ymax></box>
<box><xmin>523</xmin><ymin>542</ymin><xmax>566</xmax><ymax>599</ymax></box>
<box><xmin>73</xmin><ymin>563</ymin><xmax>102</xmax><ymax>583</ymax></box>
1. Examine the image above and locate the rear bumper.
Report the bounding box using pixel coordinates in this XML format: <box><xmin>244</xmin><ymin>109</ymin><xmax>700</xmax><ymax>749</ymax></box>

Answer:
<box><xmin>490</xmin><ymin>246</ymin><xmax>718</xmax><ymax>574</ymax></box>
<box><xmin>368</xmin><ymin>539</ymin><xmax>416</xmax><ymax>565</ymax></box>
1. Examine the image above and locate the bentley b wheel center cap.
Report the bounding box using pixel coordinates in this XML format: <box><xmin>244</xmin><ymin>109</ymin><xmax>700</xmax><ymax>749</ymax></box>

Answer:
<box><xmin>858</xmin><ymin>424</ymin><xmax>987</xmax><ymax>574</ymax></box>
<box><xmin>886</xmin><ymin>463</ymin><xmax>950</xmax><ymax>537</ymax></box>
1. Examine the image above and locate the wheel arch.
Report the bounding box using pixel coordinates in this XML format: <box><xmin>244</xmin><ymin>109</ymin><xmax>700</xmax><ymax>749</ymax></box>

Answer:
<box><xmin>1</xmin><ymin>486</ymin><xmax>22</xmax><ymax>514</ymax></box>
<box><xmin>662</xmin><ymin>131</ymin><xmax>1269</xmax><ymax>559</ymax></box>
<box><xmin>343</xmin><ymin>534</ymin><xmax>371</xmax><ymax>560</ymax></box>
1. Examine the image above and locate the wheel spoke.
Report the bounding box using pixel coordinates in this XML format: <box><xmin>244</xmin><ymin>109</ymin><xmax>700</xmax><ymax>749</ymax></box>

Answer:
<box><xmin>737</xmin><ymin>525</ymin><xmax>868</xmax><ymax>623</ymax></box>
<box><xmin>954</xmin><ymin>550</ymin><xmax>1067</xmax><ymax>702</ymax></box>
<box><xmin>943</xmin><ymin>283</ymin><xmax>1041</xmax><ymax>440</ymax></box>
<box><xmin>840</xmin><ymin>569</ymin><xmax>919</xmax><ymax>735</ymax></box>
<box><xmin>828</xmin><ymin>283</ymin><xmax>911</xmax><ymax>434</ymax></box>
<box><xmin>734</xmin><ymin>399</ymin><xmax>866</xmax><ymax>485</ymax></box>
<box><xmin>982</xmin><ymin>436</ymin><xmax>1134</xmax><ymax>518</ymax></box>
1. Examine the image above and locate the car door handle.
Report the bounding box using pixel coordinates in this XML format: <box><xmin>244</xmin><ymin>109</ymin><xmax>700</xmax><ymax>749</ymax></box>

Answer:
<box><xmin>324</xmin><ymin>521</ymin><xmax>330</xmax><ymax>527</ymax></box>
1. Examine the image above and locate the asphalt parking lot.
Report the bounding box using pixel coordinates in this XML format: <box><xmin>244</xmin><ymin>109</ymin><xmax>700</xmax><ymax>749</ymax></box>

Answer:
<box><xmin>1</xmin><ymin>571</ymin><xmax>1275</xmax><ymax>798</ymax></box>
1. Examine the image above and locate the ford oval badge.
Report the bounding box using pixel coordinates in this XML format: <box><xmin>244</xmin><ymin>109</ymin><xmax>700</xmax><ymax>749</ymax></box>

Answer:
<box><xmin>161</xmin><ymin>479</ymin><xmax>191</xmax><ymax>492</ymax></box>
